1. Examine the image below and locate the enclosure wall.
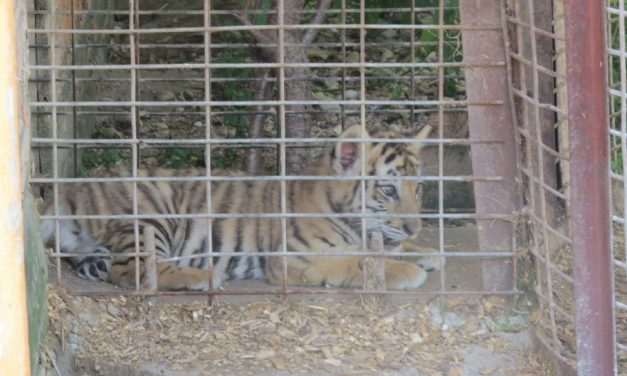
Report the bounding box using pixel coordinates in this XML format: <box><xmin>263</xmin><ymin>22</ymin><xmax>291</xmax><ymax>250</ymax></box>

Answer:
<box><xmin>0</xmin><ymin>0</ymin><xmax>34</xmax><ymax>375</ymax></box>
<box><xmin>508</xmin><ymin>0</ymin><xmax>621</xmax><ymax>374</ymax></box>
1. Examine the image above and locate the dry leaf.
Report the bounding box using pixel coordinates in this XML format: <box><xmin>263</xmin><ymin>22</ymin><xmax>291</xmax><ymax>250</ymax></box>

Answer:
<box><xmin>448</xmin><ymin>367</ymin><xmax>462</xmax><ymax>376</ymax></box>
<box><xmin>378</xmin><ymin>316</ymin><xmax>395</xmax><ymax>326</ymax></box>
<box><xmin>411</xmin><ymin>333</ymin><xmax>423</xmax><ymax>343</ymax></box>
<box><xmin>270</xmin><ymin>357</ymin><xmax>288</xmax><ymax>370</ymax></box>
<box><xmin>528</xmin><ymin>310</ymin><xmax>540</xmax><ymax>322</ymax></box>
<box><xmin>306</xmin><ymin>305</ymin><xmax>328</xmax><ymax>312</ymax></box>
<box><xmin>321</xmin><ymin>347</ymin><xmax>333</xmax><ymax>359</ymax></box>
<box><xmin>277</xmin><ymin>326</ymin><xmax>296</xmax><ymax>338</ymax></box>
<box><xmin>375</xmin><ymin>348</ymin><xmax>385</xmax><ymax>363</ymax></box>
<box><xmin>269</xmin><ymin>308</ymin><xmax>283</xmax><ymax>323</ymax></box>
<box><xmin>182</xmin><ymin>303</ymin><xmax>206</xmax><ymax>312</ymax></box>
<box><xmin>323</xmin><ymin>358</ymin><xmax>342</xmax><ymax>366</ymax></box>
<box><xmin>255</xmin><ymin>350</ymin><xmax>276</xmax><ymax>360</ymax></box>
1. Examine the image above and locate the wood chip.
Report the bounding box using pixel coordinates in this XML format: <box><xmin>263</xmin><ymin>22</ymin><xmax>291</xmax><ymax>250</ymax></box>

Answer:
<box><xmin>323</xmin><ymin>358</ymin><xmax>342</xmax><ymax>366</ymax></box>
<box><xmin>277</xmin><ymin>326</ymin><xmax>296</xmax><ymax>338</ymax></box>
<box><xmin>255</xmin><ymin>350</ymin><xmax>276</xmax><ymax>360</ymax></box>
<box><xmin>448</xmin><ymin>367</ymin><xmax>463</xmax><ymax>376</ymax></box>
<box><xmin>270</xmin><ymin>357</ymin><xmax>288</xmax><ymax>370</ymax></box>
<box><xmin>44</xmin><ymin>288</ymin><xmax>549</xmax><ymax>375</ymax></box>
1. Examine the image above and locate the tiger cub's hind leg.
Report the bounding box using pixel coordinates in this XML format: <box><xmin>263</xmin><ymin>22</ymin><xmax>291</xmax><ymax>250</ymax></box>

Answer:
<box><xmin>267</xmin><ymin>255</ymin><xmax>365</xmax><ymax>288</ymax></box>
<box><xmin>267</xmin><ymin>254</ymin><xmax>428</xmax><ymax>290</ymax></box>
<box><xmin>155</xmin><ymin>263</ymin><xmax>221</xmax><ymax>291</ymax></box>
<box><xmin>109</xmin><ymin>259</ymin><xmax>220</xmax><ymax>291</ymax></box>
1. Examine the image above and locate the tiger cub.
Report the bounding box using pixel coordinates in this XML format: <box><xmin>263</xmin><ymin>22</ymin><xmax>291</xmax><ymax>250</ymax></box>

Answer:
<box><xmin>39</xmin><ymin>124</ymin><xmax>441</xmax><ymax>290</ymax></box>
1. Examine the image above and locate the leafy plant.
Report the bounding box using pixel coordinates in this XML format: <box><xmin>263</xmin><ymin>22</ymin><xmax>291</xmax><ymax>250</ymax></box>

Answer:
<box><xmin>80</xmin><ymin>148</ymin><xmax>126</xmax><ymax>174</ymax></box>
<box><xmin>159</xmin><ymin>148</ymin><xmax>205</xmax><ymax>169</ymax></box>
<box><xmin>612</xmin><ymin>145</ymin><xmax>624</xmax><ymax>175</ymax></box>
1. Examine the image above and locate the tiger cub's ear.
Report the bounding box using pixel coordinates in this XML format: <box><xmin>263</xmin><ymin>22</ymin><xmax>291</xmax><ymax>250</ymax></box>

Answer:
<box><xmin>407</xmin><ymin>125</ymin><xmax>432</xmax><ymax>157</ymax></box>
<box><xmin>332</xmin><ymin>124</ymin><xmax>371</xmax><ymax>176</ymax></box>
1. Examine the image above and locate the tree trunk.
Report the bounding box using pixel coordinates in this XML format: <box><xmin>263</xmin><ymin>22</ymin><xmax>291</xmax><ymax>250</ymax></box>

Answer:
<box><xmin>282</xmin><ymin>0</ymin><xmax>313</xmax><ymax>174</ymax></box>
<box><xmin>242</xmin><ymin>0</ymin><xmax>331</xmax><ymax>174</ymax></box>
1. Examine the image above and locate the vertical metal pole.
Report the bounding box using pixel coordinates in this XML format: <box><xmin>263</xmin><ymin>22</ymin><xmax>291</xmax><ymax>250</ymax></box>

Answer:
<box><xmin>564</xmin><ymin>0</ymin><xmax>615</xmax><ymax>374</ymax></box>
<box><xmin>203</xmin><ymin>0</ymin><xmax>215</xmax><ymax>298</ymax></box>
<box><xmin>0</xmin><ymin>0</ymin><xmax>32</xmax><ymax>373</ymax></box>
<box><xmin>129</xmin><ymin>0</ymin><xmax>140</xmax><ymax>290</ymax></box>
<box><xmin>277</xmin><ymin>0</ymin><xmax>288</xmax><ymax>296</ymax></box>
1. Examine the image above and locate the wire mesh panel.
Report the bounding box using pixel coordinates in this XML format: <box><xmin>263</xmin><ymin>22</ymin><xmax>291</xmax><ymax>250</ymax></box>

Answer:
<box><xmin>507</xmin><ymin>0</ymin><xmax>622</xmax><ymax>374</ymax></box>
<box><xmin>504</xmin><ymin>0</ymin><xmax>577</xmax><ymax>371</ymax></box>
<box><xmin>608</xmin><ymin>0</ymin><xmax>627</xmax><ymax>373</ymax></box>
<box><xmin>27</xmin><ymin>0</ymin><xmax>519</xmax><ymax>302</ymax></box>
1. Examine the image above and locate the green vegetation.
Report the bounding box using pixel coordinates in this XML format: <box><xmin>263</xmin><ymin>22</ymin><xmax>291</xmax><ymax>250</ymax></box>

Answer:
<box><xmin>81</xmin><ymin>148</ymin><xmax>126</xmax><ymax>173</ymax></box>
<box><xmin>612</xmin><ymin>147</ymin><xmax>624</xmax><ymax>176</ymax></box>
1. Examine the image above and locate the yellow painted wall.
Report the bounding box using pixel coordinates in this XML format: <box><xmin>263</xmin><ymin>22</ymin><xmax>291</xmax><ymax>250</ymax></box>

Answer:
<box><xmin>0</xmin><ymin>0</ymin><xmax>32</xmax><ymax>374</ymax></box>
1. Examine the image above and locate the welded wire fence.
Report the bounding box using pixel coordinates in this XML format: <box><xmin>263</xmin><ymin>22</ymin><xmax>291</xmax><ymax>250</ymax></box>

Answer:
<box><xmin>27</xmin><ymin>0</ymin><xmax>520</xmax><ymax>299</ymax></box>
<box><xmin>507</xmin><ymin>0</ymin><xmax>623</xmax><ymax>373</ymax></box>
<box><xmin>608</xmin><ymin>0</ymin><xmax>627</xmax><ymax>373</ymax></box>
<box><xmin>504</xmin><ymin>0</ymin><xmax>576</xmax><ymax>370</ymax></box>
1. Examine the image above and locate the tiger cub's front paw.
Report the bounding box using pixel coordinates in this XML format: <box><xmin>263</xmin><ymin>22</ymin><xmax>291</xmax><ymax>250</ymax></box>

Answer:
<box><xmin>401</xmin><ymin>243</ymin><xmax>445</xmax><ymax>272</ymax></box>
<box><xmin>384</xmin><ymin>259</ymin><xmax>428</xmax><ymax>290</ymax></box>
<box><xmin>417</xmin><ymin>254</ymin><xmax>444</xmax><ymax>272</ymax></box>
<box><xmin>75</xmin><ymin>246</ymin><xmax>111</xmax><ymax>281</ymax></box>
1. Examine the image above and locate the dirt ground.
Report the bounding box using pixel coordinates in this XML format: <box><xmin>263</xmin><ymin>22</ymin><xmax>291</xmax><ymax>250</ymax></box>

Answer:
<box><xmin>42</xmin><ymin>289</ymin><xmax>548</xmax><ymax>376</ymax></box>
<box><xmin>38</xmin><ymin>224</ymin><xmax>554</xmax><ymax>376</ymax></box>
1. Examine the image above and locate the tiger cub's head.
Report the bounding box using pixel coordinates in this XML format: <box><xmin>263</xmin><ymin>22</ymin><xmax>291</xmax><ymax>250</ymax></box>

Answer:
<box><xmin>330</xmin><ymin>124</ymin><xmax>432</xmax><ymax>247</ymax></box>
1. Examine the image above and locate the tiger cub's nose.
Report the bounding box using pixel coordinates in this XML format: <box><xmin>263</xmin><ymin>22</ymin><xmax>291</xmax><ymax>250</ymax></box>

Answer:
<box><xmin>403</xmin><ymin>223</ymin><xmax>419</xmax><ymax>239</ymax></box>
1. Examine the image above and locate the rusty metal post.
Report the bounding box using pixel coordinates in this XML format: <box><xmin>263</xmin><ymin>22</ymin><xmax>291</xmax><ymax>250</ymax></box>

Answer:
<box><xmin>564</xmin><ymin>0</ymin><xmax>615</xmax><ymax>374</ymax></box>
<box><xmin>460</xmin><ymin>0</ymin><xmax>518</xmax><ymax>291</ymax></box>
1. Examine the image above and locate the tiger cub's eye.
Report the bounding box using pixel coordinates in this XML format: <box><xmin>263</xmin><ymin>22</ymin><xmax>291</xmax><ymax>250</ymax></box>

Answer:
<box><xmin>379</xmin><ymin>185</ymin><xmax>397</xmax><ymax>198</ymax></box>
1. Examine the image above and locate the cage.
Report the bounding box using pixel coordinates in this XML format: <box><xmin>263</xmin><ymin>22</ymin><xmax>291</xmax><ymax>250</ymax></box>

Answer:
<box><xmin>0</xmin><ymin>0</ymin><xmax>622</xmax><ymax>374</ymax></box>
